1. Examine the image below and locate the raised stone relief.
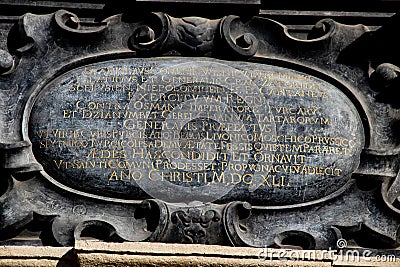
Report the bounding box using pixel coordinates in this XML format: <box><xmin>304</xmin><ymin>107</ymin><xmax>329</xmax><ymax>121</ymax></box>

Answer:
<box><xmin>1</xmin><ymin>8</ymin><xmax>400</xmax><ymax>251</ymax></box>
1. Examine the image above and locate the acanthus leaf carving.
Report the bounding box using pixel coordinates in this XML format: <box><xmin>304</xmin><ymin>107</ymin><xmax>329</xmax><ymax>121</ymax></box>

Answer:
<box><xmin>171</xmin><ymin>208</ymin><xmax>221</xmax><ymax>243</ymax></box>
<box><xmin>166</xmin><ymin>203</ymin><xmax>225</xmax><ymax>245</ymax></box>
<box><xmin>129</xmin><ymin>12</ymin><xmax>220</xmax><ymax>56</ymax></box>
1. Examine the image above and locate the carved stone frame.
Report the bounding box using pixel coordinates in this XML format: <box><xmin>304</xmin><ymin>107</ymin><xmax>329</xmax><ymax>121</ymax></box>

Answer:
<box><xmin>1</xmin><ymin>10</ymin><xmax>400</xmax><ymax>249</ymax></box>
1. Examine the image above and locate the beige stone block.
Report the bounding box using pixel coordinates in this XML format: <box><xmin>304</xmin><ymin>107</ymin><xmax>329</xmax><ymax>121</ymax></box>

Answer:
<box><xmin>77</xmin><ymin>253</ymin><xmax>332</xmax><ymax>267</ymax></box>
<box><xmin>0</xmin><ymin>246</ymin><xmax>75</xmax><ymax>267</ymax></box>
<box><xmin>333</xmin><ymin>255</ymin><xmax>400</xmax><ymax>267</ymax></box>
<box><xmin>75</xmin><ymin>241</ymin><xmax>332</xmax><ymax>267</ymax></box>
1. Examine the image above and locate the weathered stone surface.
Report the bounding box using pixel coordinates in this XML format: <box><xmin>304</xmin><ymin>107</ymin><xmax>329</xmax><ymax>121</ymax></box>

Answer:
<box><xmin>28</xmin><ymin>58</ymin><xmax>364</xmax><ymax>205</ymax></box>
<box><xmin>2</xmin><ymin>241</ymin><xmax>399</xmax><ymax>267</ymax></box>
<box><xmin>0</xmin><ymin>246</ymin><xmax>75</xmax><ymax>267</ymax></box>
<box><xmin>2</xmin><ymin>6</ymin><xmax>400</xmax><ymax>251</ymax></box>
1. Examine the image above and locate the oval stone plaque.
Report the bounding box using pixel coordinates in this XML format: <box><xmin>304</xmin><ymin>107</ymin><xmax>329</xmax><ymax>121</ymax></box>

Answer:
<box><xmin>27</xmin><ymin>57</ymin><xmax>364</xmax><ymax>205</ymax></box>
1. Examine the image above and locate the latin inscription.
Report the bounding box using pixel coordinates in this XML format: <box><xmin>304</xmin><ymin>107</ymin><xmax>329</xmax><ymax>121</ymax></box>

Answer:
<box><xmin>28</xmin><ymin>58</ymin><xmax>364</xmax><ymax>204</ymax></box>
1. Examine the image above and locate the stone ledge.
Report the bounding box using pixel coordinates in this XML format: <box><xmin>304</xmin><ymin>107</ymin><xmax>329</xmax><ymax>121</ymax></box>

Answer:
<box><xmin>0</xmin><ymin>245</ymin><xmax>76</xmax><ymax>267</ymax></box>
<box><xmin>74</xmin><ymin>241</ymin><xmax>400</xmax><ymax>267</ymax></box>
<box><xmin>1</xmin><ymin>241</ymin><xmax>400</xmax><ymax>267</ymax></box>
<box><xmin>75</xmin><ymin>241</ymin><xmax>331</xmax><ymax>266</ymax></box>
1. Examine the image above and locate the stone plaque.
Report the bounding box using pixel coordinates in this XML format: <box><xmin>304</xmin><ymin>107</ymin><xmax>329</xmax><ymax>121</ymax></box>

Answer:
<box><xmin>3</xmin><ymin>9</ymin><xmax>400</xmax><ymax>249</ymax></box>
<box><xmin>28</xmin><ymin>58</ymin><xmax>364</xmax><ymax>205</ymax></box>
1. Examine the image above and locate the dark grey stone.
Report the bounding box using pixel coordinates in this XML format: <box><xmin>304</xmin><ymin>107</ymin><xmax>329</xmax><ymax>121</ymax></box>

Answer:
<box><xmin>1</xmin><ymin>8</ymin><xmax>400</xmax><ymax>252</ymax></box>
<box><xmin>29</xmin><ymin>58</ymin><xmax>364</xmax><ymax>205</ymax></box>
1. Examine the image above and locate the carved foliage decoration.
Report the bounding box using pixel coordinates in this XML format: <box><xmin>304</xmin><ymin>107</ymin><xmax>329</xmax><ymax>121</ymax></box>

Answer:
<box><xmin>171</xmin><ymin>205</ymin><xmax>222</xmax><ymax>244</ymax></box>
<box><xmin>0</xmin><ymin>9</ymin><xmax>400</xmax><ymax>251</ymax></box>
